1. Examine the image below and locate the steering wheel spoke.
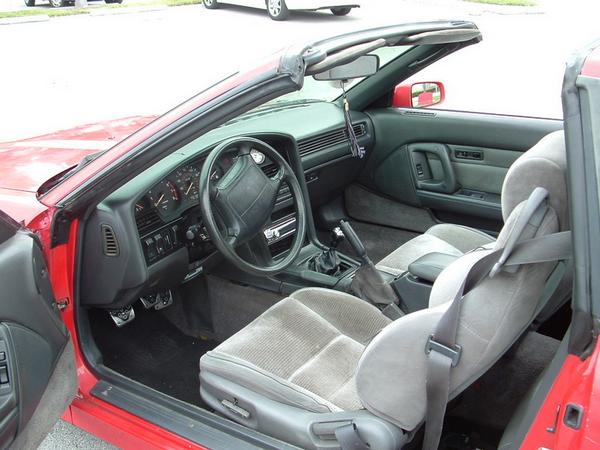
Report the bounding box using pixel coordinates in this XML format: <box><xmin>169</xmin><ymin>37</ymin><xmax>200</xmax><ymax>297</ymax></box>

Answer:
<box><xmin>241</xmin><ymin>234</ymin><xmax>273</xmax><ymax>267</ymax></box>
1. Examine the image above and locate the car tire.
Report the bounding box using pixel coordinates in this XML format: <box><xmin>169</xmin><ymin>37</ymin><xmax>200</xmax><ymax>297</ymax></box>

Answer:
<box><xmin>330</xmin><ymin>7</ymin><xmax>351</xmax><ymax>16</ymax></box>
<box><xmin>203</xmin><ymin>0</ymin><xmax>218</xmax><ymax>9</ymax></box>
<box><xmin>105</xmin><ymin>0</ymin><xmax>123</xmax><ymax>3</ymax></box>
<box><xmin>267</xmin><ymin>0</ymin><xmax>288</xmax><ymax>20</ymax></box>
<box><xmin>48</xmin><ymin>0</ymin><xmax>66</xmax><ymax>7</ymax></box>
<box><xmin>23</xmin><ymin>0</ymin><xmax>35</xmax><ymax>5</ymax></box>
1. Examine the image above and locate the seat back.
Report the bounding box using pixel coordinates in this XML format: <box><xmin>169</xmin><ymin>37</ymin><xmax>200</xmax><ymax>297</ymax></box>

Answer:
<box><xmin>355</xmin><ymin>131</ymin><xmax>568</xmax><ymax>432</ymax></box>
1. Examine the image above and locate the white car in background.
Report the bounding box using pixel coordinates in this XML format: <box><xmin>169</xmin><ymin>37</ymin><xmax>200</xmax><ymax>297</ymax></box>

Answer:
<box><xmin>202</xmin><ymin>0</ymin><xmax>359</xmax><ymax>20</ymax></box>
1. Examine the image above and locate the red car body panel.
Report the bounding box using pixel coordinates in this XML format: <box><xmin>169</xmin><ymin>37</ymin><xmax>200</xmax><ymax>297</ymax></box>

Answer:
<box><xmin>581</xmin><ymin>44</ymin><xmax>600</xmax><ymax>77</ymax></box>
<box><xmin>0</xmin><ymin>116</ymin><xmax>156</xmax><ymax>194</ymax></box>
<box><xmin>520</xmin><ymin>342</ymin><xmax>600</xmax><ymax>450</ymax></box>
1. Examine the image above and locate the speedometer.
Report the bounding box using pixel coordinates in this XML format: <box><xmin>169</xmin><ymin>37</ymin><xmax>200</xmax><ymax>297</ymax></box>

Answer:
<box><xmin>147</xmin><ymin>180</ymin><xmax>180</xmax><ymax>215</ymax></box>
<box><xmin>174</xmin><ymin>165</ymin><xmax>201</xmax><ymax>204</ymax></box>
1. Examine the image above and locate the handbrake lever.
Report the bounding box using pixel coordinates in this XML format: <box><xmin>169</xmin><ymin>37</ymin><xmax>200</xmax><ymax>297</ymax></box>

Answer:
<box><xmin>338</xmin><ymin>220</ymin><xmax>402</xmax><ymax>317</ymax></box>
<box><xmin>339</xmin><ymin>220</ymin><xmax>370</xmax><ymax>263</ymax></box>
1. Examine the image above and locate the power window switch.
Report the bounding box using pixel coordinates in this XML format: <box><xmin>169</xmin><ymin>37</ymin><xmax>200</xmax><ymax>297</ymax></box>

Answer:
<box><xmin>416</xmin><ymin>163</ymin><xmax>424</xmax><ymax>177</ymax></box>
<box><xmin>0</xmin><ymin>352</ymin><xmax>5</xmax><ymax>362</ymax></box>
<box><xmin>0</xmin><ymin>366</ymin><xmax>9</xmax><ymax>384</ymax></box>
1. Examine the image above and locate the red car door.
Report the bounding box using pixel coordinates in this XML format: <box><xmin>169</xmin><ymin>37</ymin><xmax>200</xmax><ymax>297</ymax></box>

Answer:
<box><xmin>0</xmin><ymin>210</ymin><xmax>77</xmax><ymax>448</ymax></box>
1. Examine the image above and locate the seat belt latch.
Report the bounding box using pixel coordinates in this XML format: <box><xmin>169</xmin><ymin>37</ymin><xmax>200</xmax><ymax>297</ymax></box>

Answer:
<box><xmin>425</xmin><ymin>334</ymin><xmax>462</xmax><ymax>367</ymax></box>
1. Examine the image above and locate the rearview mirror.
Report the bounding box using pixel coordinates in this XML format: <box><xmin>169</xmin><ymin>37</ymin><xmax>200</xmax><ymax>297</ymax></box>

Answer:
<box><xmin>392</xmin><ymin>81</ymin><xmax>445</xmax><ymax>108</ymax></box>
<box><xmin>313</xmin><ymin>54</ymin><xmax>380</xmax><ymax>81</ymax></box>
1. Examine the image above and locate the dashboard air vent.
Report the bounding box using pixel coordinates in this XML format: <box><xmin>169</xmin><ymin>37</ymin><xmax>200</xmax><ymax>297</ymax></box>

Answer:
<box><xmin>136</xmin><ymin>210</ymin><xmax>162</xmax><ymax>236</ymax></box>
<box><xmin>261</xmin><ymin>164</ymin><xmax>279</xmax><ymax>178</ymax></box>
<box><xmin>101</xmin><ymin>224</ymin><xmax>119</xmax><ymax>257</ymax></box>
<box><xmin>297</xmin><ymin>122</ymin><xmax>366</xmax><ymax>157</ymax></box>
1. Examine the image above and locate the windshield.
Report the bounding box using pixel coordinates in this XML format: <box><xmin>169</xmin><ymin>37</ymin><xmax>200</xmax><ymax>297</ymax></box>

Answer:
<box><xmin>258</xmin><ymin>46</ymin><xmax>411</xmax><ymax>108</ymax></box>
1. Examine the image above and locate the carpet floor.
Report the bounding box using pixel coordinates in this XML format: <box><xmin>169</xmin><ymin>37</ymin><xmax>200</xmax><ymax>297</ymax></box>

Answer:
<box><xmin>90</xmin><ymin>306</ymin><xmax>216</xmax><ymax>407</ymax></box>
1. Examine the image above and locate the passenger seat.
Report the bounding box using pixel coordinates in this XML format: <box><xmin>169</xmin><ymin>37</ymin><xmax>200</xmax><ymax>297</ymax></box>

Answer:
<box><xmin>376</xmin><ymin>131</ymin><xmax>567</xmax><ymax>276</ymax></box>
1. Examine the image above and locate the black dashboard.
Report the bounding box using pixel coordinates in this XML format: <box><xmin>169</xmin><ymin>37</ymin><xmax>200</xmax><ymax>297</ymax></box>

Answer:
<box><xmin>79</xmin><ymin>102</ymin><xmax>375</xmax><ymax>309</ymax></box>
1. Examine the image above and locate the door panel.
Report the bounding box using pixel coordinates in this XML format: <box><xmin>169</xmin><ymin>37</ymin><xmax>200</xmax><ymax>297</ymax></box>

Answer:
<box><xmin>0</xmin><ymin>211</ymin><xmax>76</xmax><ymax>449</ymax></box>
<box><xmin>360</xmin><ymin>108</ymin><xmax>562</xmax><ymax>232</ymax></box>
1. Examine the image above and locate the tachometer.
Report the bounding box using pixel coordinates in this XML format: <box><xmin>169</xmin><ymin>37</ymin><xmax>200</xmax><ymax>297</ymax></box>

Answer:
<box><xmin>174</xmin><ymin>165</ymin><xmax>201</xmax><ymax>204</ymax></box>
<box><xmin>147</xmin><ymin>180</ymin><xmax>180</xmax><ymax>215</ymax></box>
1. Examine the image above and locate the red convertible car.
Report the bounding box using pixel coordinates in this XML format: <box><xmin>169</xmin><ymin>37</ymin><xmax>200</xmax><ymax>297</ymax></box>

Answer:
<box><xmin>0</xmin><ymin>22</ymin><xmax>599</xmax><ymax>450</ymax></box>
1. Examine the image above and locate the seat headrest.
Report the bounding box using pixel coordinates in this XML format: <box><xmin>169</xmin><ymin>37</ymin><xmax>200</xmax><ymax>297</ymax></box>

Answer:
<box><xmin>501</xmin><ymin>130</ymin><xmax>568</xmax><ymax>230</ymax></box>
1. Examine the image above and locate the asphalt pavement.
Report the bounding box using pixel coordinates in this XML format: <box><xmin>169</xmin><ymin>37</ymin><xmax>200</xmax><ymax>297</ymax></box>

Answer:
<box><xmin>0</xmin><ymin>0</ymin><xmax>598</xmax><ymax>447</ymax></box>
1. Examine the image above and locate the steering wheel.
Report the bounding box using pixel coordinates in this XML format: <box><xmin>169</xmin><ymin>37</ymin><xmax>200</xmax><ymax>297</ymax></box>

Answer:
<box><xmin>199</xmin><ymin>136</ymin><xmax>307</xmax><ymax>276</ymax></box>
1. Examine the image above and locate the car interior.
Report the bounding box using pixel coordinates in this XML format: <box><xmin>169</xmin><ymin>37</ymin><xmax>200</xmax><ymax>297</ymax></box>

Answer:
<box><xmin>74</xmin><ymin>28</ymin><xmax>572</xmax><ymax>450</ymax></box>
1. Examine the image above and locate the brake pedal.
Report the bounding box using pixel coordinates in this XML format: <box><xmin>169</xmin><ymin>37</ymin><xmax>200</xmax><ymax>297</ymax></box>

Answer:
<box><xmin>139</xmin><ymin>290</ymin><xmax>173</xmax><ymax>311</ymax></box>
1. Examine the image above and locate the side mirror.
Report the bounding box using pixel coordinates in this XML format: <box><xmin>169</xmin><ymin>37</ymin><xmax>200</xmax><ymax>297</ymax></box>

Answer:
<box><xmin>313</xmin><ymin>54</ymin><xmax>380</xmax><ymax>81</ymax></box>
<box><xmin>392</xmin><ymin>81</ymin><xmax>445</xmax><ymax>108</ymax></box>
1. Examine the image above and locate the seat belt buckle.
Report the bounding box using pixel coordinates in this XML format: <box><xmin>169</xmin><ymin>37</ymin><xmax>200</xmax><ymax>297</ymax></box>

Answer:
<box><xmin>425</xmin><ymin>334</ymin><xmax>462</xmax><ymax>367</ymax></box>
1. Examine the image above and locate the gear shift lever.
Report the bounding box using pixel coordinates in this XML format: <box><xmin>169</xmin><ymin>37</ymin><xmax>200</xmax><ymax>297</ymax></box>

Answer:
<box><xmin>310</xmin><ymin>227</ymin><xmax>344</xmax><ymax>275</ymax></box>
<box><xmin>338</xmin><ymin>220</ymin><xmax>400</xmax><ymax>312</ymax></box>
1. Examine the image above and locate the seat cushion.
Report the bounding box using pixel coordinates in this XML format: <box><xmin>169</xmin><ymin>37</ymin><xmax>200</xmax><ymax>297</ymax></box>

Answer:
<box><xmin>376</xmin><ymin>224</ymin><xmax>495</xmax><ymax>276</ymax></box>
<box><xmin>200</xmin><ymin>288</ymin><xmax>390</xmax><ymax>413</ymax></box>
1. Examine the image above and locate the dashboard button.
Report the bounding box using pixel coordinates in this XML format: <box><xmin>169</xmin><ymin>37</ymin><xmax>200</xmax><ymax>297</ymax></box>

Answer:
<box><xmin>171</xmin><ymin>225</ymin><xmax>179</xmax><ymax>245</ymax></box>
<box><xmin>0</xmin><ymin>366</ymin><xmax>9</xmax><ymax>384</ymax></box>
<box><xmin>163</xmin><ymin>231</ymin><xmax>173</xmax><ymax>250</ymax></box>
<box><xmin>154</xmin><ymin>234</ymin><xmax>165</xmax><ymax>254</ymax></box>
<box><xmin>144</xmin><ymin>238</ymin><xmax>157</xmax><ymax>260</ymax></box>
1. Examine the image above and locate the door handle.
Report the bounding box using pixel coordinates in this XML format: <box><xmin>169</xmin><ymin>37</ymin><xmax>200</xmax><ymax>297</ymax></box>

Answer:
<box><xmin>409</xmin><ymin>143</ymin><xmax>458</xmax><ymax>194</ymax></box>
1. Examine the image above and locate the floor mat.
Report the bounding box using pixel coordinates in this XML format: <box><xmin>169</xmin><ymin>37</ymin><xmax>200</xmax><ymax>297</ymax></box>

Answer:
<box><xmin>318</xmin><ymin>220</ymin><xmax>419</xmax><ymax>264</ymax></box>
<box><xmin>89</xmin><ymin>307</ymin><xmax>217</xmax><ymax>407</ymax></box>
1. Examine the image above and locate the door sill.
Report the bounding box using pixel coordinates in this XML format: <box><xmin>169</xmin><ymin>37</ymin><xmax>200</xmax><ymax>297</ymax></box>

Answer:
<box><xmin>90</xmin><ymin>376</ymin><xmax>297</xmax><ymax>450</ymax></box>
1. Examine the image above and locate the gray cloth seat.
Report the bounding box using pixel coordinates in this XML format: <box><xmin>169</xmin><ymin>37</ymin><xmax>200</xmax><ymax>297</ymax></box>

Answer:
<box><xmin>376</xmin><ymin>224</ymin><xmax>495</xmax><ymax>276</ymax></box>
<box><xmin>199</xmin><ymin>130</ymin><xmax>568</xmax><ymax>450</ymax></box>
<box><xmin>376</xmin><ymin>131</ymin><xmax>569</xmax><ymax>277</ymax></box>
<box><xmin>201</xmin><ymin>288</ymin><xmax>391</xmax><ymax>414</ymax></box>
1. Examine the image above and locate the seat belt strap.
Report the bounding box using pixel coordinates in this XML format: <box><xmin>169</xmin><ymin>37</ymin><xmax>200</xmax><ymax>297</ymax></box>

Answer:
<box><xmin>490</xmin><ymin>187</ymin><xmax>549</xmax><ymax>277</ymax></box>
<box><xmin>422</xmin><ymin>190</ymin><xmax>571</xmax><ymax>450</ymax></box>
<box><xmin>335</xmin><ymin>423</ymin><xmax>370</xmax><ymax>450</ymax></box>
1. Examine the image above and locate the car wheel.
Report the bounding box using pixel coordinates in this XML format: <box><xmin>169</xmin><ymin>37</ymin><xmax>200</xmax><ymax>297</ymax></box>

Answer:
<box><xmin>48</xmin><ymin>0</ymin><xmax>66</xmax><ymax>7</ymax></box>
<box><xmin>330</xmin><ymin>7</ymin><xmax>351</xmax><ymax>15</ymax></box>
<box><xmin>23</xmin><ymin>0</ymin><xmax>35</xmax><ymax>6</ymax></box>
<box><xmin>105</xmin><ymin>0</ymin><xmax>123</xmax><ymax>3</ymax></box>
<box><xmin>267</xmin><ymin>0</ymin><xmax>288</xmax><ymax>20</ymax></box>
<box><xmin>203</xmin><ymin>0</ymin><xmax>218</xmax><ymax>9</ymax></box>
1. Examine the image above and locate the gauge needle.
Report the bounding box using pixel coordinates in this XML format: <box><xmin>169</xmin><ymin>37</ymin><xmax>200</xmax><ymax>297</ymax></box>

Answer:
<box><xmin>185</xmin><ymin>181</ymin><xmax>193</xmax><ymax>195</ymax></box>
<box><xmin>154</xmin><ymin>193</ymin><xmax>165</xmax><ymax>207</ymax></box>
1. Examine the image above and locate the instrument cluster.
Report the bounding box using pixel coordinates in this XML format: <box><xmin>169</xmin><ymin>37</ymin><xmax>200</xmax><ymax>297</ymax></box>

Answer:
<box><xmin>134</xmin><ymin>149</ymin><xmax>268</xmax><ymax>223</ymax></box>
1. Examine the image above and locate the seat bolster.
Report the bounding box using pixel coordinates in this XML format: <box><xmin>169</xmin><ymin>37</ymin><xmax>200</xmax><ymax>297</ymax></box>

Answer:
<box><xmin>426</xmin><ymin>224</ymin><xmax>496</xmax><ymax>253</ymax></box>
<box><xmin>201</xmin><ymin>351</ymin><xmax>340</xmax><ymax>413</ymax></box>
<box><xmin>376</xmin><ymin>233</ymin><xmax>463</xmax><ymax>276</ymax></box>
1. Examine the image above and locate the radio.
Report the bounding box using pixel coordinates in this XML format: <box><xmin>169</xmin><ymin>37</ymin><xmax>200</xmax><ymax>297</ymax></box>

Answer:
<box><xmin>263</xmin><ymin>214</ymin><xmax>296</xmax><ymax>245</ymax></box>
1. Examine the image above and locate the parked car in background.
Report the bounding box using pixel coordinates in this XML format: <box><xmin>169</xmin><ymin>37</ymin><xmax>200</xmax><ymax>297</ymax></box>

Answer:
<box><xmin>24</xmin><ymin>0</ymin><xmax>121</xmax><ymax>8</ymax></box>
<box><xmin>203</xmin><ymin>0</ymin><xmax>359</xmax><ymax>20</ymax></box>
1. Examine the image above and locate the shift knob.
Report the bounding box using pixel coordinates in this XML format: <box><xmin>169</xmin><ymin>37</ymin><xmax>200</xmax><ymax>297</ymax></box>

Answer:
<box><xmin>330</xmin><ymin>227</ymin><xmax>345</xmax><ymax>249</ymax></box>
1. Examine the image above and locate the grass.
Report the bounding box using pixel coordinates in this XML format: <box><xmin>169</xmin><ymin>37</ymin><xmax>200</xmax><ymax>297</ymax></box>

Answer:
<box><xmin>465</xmin><ymin>0</ymin><xmax>536</xmax><ymax>5</ymax></box>
<box><xmin>0</xmin><ymin>0</ymin><xmax>200</xmax><ymax>19</ymax></box>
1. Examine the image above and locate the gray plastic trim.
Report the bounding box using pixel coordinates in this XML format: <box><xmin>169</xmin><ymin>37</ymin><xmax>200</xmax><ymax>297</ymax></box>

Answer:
<box><xmin>200</xmin><ymin>371</ymin><xmax>406</xmax><ymax>450</ymax></box>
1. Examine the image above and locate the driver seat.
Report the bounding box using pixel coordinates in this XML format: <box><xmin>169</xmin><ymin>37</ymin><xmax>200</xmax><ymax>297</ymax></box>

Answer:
<box><xmin>199</xmin><ymin>131</ymin><xmax>568</xmax><ymax>450</ymax></box>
